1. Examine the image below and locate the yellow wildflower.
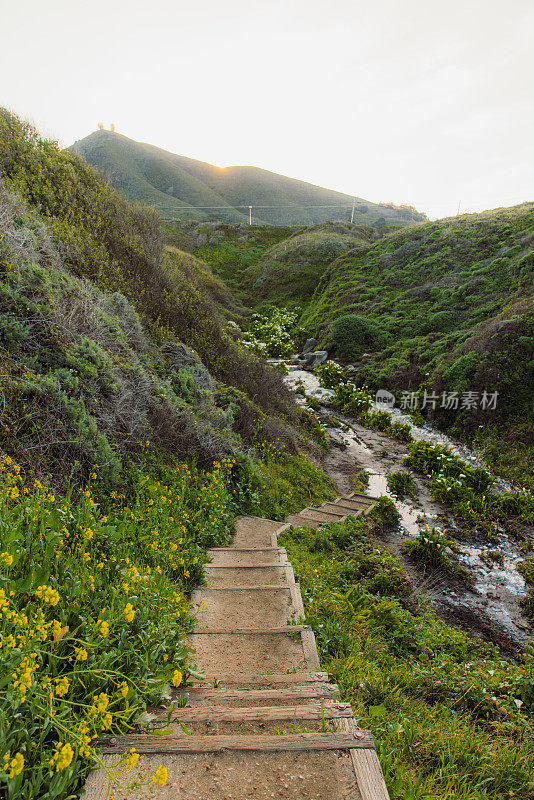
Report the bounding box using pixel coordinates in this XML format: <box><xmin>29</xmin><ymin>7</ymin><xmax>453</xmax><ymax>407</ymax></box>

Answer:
<box><xmin>75</xmin><ymin>647</ymin><xmax>88</xmax><ymax>662</ymax></box>
<box><xmin>8</xmin><ymin>752</ymin><xmax>24</xmax><ymax>778</ymax></box>
<box><xmin>101</xmin><ymin>712</ymin><xmax>112</xmax><ymax>730</ymax></box>
<box><xmin>0</xmin><ymin>552</ymin><xmax>13</xmax><ymax>567</ymax></box>
<box><xmin>55</xmin><ymin>677</ymin><xmax>70</xmax><ymax>697</ymax></box>
<box><xmin>97</xmin><ymin>620</ymin><xmax>109</xmax><ymax>638</ymax></box>
<box><xmin>153</xmin><ymin>765</ymin><xmax>167</xmax><ymax>786</ymax></box>
<box><xmin>171</xmin><ymin>670</ymin><xmax>182</xmax><ymax>687</ymax></box>
<box><xmin>117</xmin><ymin>681</ymin><xmax>128</xmax><ymax>698</ymax></box>
<box><xmin>49</xmin><ymin>743</ymin><xmax>73</xmax><ymax>771</ymax></box>
<box><xmin>123</xmin><ymin>603</ymin><xmax>135</xmax><ymax>623</ymax></box>
<box><xmin>126</xmin><ymin>747</ymin><xmax>139</xmax><ymax>769</ymax></box>
<box><xmin>35</xmin><ymin>585</ymin><xmax>60</xmax><ymax>606</ymax></box>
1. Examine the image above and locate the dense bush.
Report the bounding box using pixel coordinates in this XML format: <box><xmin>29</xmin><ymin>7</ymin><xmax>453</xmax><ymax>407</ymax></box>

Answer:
<box><xmin>240</xmin><ymin>308</ymin><xmax>298</xmax><ymax>358</ymax></box>
<box><xmin>330</xmin><ymin>313</ymin><xmax>385</xmax><ymax>360</ymax></box>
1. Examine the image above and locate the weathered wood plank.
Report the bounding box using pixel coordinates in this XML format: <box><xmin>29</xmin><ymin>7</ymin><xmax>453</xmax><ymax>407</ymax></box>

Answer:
<box><xmin>208</xmin><ymin>547</ymin><xmax>286</xmax><ymax>553</ymax></box>
<box><xmin>187</xmin><ymin>671</ymin><xmax>330</xmax><ymax>686</ymax></box>
<box><xmin>100</xmin><ymin>731</ymin><xmax>375</xmax><ymax>754</ymax></box>
<box><xmin>301</xmin><ymin>626</ymin><xmax>321</xmax><ymax>670</ymax></box>
<box><xmin>300</xmin><ymin>507</ymin><xmax>348</xmax><ymax>521</ymax></box>
<box><xmin>159</xmin><ymin>701</ymin><xmax>353</xmax><ymax>724</ymax></box>
<box><xmin>193</xmin><ymin>585</ymin><xmax>299</xmax><ymax>592</ymax></box>
<box><xmin>189</xmin><ymin>624</ymin><xmax>310</xmax><ymax>635</ymax></box>
<box><xmin>174</xmin><ymin>685</ymin><xmax>340</xmax><ymax>702</ymax></box>
<box><xmin>338</xmin><ymin>719</ymin><xmax>390</xmax><ymax>800</ymax></box>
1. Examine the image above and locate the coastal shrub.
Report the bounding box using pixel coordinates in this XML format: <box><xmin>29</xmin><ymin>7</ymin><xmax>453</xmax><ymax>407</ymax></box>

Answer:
<box><xmin>240</xmin><ymin>308</ymin><xmax>298</xmax><ymax>358</ymax></box>
<box><xmin>315</xmin><ymin>362</ymin><xmax>347</xmax><ymax>389</ymax></box>
<box><xmin>331</xmin><ymin>314</ymin><xmax>384</xmax><ymax>360</ymax></box>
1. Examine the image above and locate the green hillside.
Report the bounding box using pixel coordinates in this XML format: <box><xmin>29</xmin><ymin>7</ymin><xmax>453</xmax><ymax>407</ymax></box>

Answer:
<box><xmin>191</xmin><ymin>222</ymin><xmax>387</xmax><ymax>306</ymax></box>
<box><xmin>69</xmin><ymin>130</ymin><xmax>427</xmax><ymax>227</ymax></box>
<box><xmin>297</xmin><ymin>205</ymin><xmax>534</xmax><ymax>484</ymax></box>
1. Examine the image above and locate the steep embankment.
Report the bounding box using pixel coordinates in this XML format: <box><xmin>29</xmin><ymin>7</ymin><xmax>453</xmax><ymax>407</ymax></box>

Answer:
<box><xmin>298</xmin><ymin>206</ymin><xmax>534</xmax><ymax>485</ymax></box>
<box><xmin>0</xmin><ymin>109</ymin><xmax>331</xmax><ymax>477</ymax></box>
<box><xmin>69</xmin><ymin>130</ymin><xmax>427</xmax><ymax>227</ymax></box>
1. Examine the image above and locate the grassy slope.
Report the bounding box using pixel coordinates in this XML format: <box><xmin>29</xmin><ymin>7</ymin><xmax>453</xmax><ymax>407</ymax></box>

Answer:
<box><xmin>280</xmin><ymin>511</ymin><xmax>534</xmax><ymax>800</ymax></box>
<box><xmin>0</xmin><ymin>109</ymin><xmax>314</xmax><ymax>450</ymax></box>
<box><xmin>70</xmin><ymin>130</ymin><xmax>427</xmax><ymax>226</ymax></box>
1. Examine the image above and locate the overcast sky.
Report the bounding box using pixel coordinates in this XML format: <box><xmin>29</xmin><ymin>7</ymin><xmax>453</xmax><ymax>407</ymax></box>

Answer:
<box><xmin>1</xmin><ymin>0</ymin><xmax>532</xmax><ymax>219</ymax></box>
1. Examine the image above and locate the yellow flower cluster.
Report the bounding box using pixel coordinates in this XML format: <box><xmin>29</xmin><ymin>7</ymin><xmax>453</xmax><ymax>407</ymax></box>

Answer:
<box><xmin>35</xmin><ymin>585</ymin><xmax>60</xmax><ymax>606</ymax></box>
<box><xmin>49</xmin><ymin>742</ymin><xmax>74</xmax><ymax>771</ymax></box>
<box><xmin>3</xmin><ymin>751</ymin><xmax>24</xmax><ymax>778</ymax></box>
<box><xmin>153</xmin><ymin>765</ymin><xmax>167</xmax><ymax>786</ymax></box>
<box><xmin>126</xmin><ymin>747</ymin><xmax>139</xmax><ymax>769</ymax></box>
<box><xmin>12</xmin><ymin>654</ymin><xmax>38</xmax><ymax>702</ymax></box>
<box><xmin>54</xmin><ymin>676</ymin><xmax>70</xmax><ymax>697</ymax></box>
<box><xmin>123</xmin><ymin>603</ymin><xmax>135</xmax><ymax>622</ymax></box>
<box><xmin>0</xmin><ymin>551</ymin><xmax>13</xmax><ymax>567</ymax></box>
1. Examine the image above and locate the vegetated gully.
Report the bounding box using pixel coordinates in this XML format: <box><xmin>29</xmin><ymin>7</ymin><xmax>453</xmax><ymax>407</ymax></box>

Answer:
<box><xmin>284</xmin><ymin>368</ymin><xmax>533</xmax><ymax>656</ymax></box>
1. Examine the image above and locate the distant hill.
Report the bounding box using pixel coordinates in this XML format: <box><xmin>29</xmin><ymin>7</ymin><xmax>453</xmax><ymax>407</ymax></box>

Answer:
<box><xmin>69</xmin><ymin>130</ymin><xmax>427</xmax><ymax>227</ymax></box>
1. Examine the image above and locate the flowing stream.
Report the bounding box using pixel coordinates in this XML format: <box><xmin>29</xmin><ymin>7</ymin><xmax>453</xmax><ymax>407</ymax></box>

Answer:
<box><xmin>283</xmin><ymin>366</ymin><xmax>533</xmax><ymax>654</ymax></box>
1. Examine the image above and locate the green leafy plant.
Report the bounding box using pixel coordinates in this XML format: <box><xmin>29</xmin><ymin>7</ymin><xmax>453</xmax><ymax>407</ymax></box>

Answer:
<box><xmin>386</xmin><ymin>471</ymin><xmax>417</xmax><ymax>499</ymax></box>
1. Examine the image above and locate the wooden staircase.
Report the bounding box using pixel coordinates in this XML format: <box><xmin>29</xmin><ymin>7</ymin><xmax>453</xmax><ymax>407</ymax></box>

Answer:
<box><xmin>83</xmin><ymin>493</ymin><xmax>389</xmax><ymax>799</ymax></box>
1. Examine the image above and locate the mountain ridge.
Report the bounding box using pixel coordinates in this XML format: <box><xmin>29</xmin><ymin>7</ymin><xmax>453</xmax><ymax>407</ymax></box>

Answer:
<box><xmin>69</xmin><ymin>130</ymin><xmax>427</xmax><ymax>226</ymax></box>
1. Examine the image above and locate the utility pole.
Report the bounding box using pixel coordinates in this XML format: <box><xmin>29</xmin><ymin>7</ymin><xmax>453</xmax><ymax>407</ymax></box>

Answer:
<box><xmin>350</xmin><ymin>198</ymin><xmax>356</xmax><ymax>224</ymax></box>
<box><xmin>249</xmin><ymin>206</ymin><xmax>252</xmax><ymax>226</ymax></box>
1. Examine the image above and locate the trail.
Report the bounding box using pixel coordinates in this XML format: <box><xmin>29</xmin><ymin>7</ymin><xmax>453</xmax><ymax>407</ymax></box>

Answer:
<box><xmin>83</xmin><ymin>497</ymin><xmax>390</xmax><ymax>800</ymax></box>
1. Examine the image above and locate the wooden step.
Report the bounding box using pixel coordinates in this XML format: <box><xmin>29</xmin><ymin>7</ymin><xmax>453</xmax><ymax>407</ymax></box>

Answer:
<box><xmin>188</xmin><ymin>671</ymin><xmax>330</xmax><ymax>688</ymax></box>
<box><xmin>204</xmin><ymin>564</ymin><xmax>296</xmax><ymax>587</ymax></box>
<box><xmin>285</xmin><ymin>514</ymin><xmax>325</xmax><ymax>529</ymax></box>
<box><xmin>317</xmin><ymin>503</ymin><xmax>348</xmax><ymax>517</ymax></box>
<box><xmin>85</xmin><ymin>750</ymin><xmax>369</xmax><ymax>800</ymax></box>
<box><xmin>321</xmin><ymin>502</ymin><xmax>364</xmax><ymax>517</ymax></box>
<box><xmin>160</xmin><ymin>701</ymin><xmax>353</xmax><ymax>724</ymax></box>
<box><xmin>99</xmin><ymin>730</ymin><xmax>375</xmax><ymax>754</ymax></box>
<box><xmin>300</xmin><ymin>507</ymin><xmax>348</xmax><ymax>522</ymax></box>
<box><xmin>208</xmin><ymin>548</ymin><xmax>288</xmax><ymax>567</ymax></box>
<box><xmin>187</xmin><ymin>625</ymin><xmax>320</xmax><ymax>674</ymax></box>
<box><xmin>191</xmin><ymin>585</ymin><xmax>304</xmax><ymax>629</ymax></box>
<box><xmin>233</xmin><ymin>516</ymin><xmax>290</xmax><ymax>548</ymax></box>
<box><xmin>174</xmin><ymin>684</ymin><xmax>340</xmax><ymax>705</ymax></box>
<box><xmin>338</xmin><ymin>494</ymin><xmax>376</xmax><ymax>507</ymax></box>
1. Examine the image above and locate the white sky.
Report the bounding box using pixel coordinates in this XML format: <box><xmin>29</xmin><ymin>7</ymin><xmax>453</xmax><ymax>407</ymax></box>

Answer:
<box><xmin>1</xmin><ymin>0</ymin><xmax>532</xmax><ymax>220</ymax></box>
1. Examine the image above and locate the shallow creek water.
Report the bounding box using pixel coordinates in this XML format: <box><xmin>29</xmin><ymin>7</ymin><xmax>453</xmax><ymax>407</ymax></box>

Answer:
<box><xmin>283</xmin><ymin>367</ymin><xmax>533</xmax><ymax>653</ymax></box>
